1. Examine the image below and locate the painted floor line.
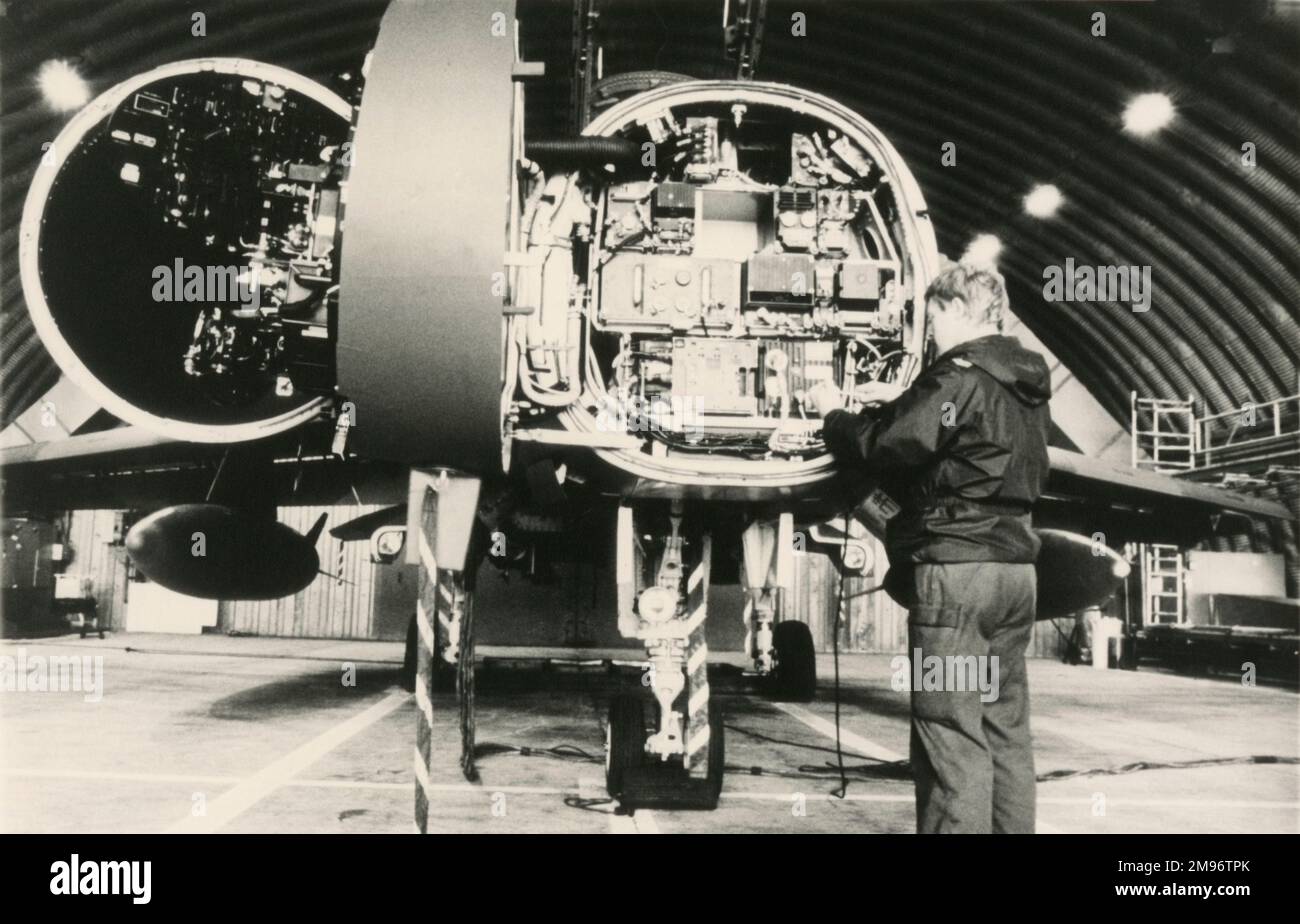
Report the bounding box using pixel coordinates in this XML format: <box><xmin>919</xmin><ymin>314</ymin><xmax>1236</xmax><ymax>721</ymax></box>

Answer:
<box><xmin>769</xmin><ymin>701</ymin><xmax>905</xmax><ymax>762</ymax></box>
<box><xmin>632</xmin><ymin>808</ymin><xmax>660</xmax><ymax>833</ymax></box>
<box><xmin>295</xmin><ymin>779</ymin><xmax>572</xmax><ymax>795</ymax></box>
<box><xmin>163</xmin><ymin>691</ymin><xmax>410</xmax><ymax>833</ymax></box>
<box><xmin>605</xmin><ymin>805</ymin><xmax>657</xmax><ymax>833</ymax></box>
<box><xmin>0</xmin><ymin>767</ymin><xmax>564</xmax><ymax>796</ymax></box>
<box><xmin>608</xmin><ymin>812</ymin><xmax>638</xmax><ymax>833</ymax></box>
<box><xmin>729</xmin><ymin>789</ymin><xmax>1300</xmax><ymax>812</ymax></box>
<box><xmin>572</xmin><ymin>774</ymin><xmax>655</xmax><ymax>833</ymax></box>
<box><xmin>5</xmin><ymin>766</ymin><xmax>1295</xmax><ymax>813</ymax></box>
<box><xmin>1039</xmin><ymin>796</ymin><xmax>1300</xmax><ymax>809</ymax></box>
<box><xmin>287</xmin><ymin>783</ymin><xmax>1300</xmax><ymax>810</ymax></box>
<box><xmin>1</xmin><ymin>767</ymin><xmax>241</xmax><ymax>786</ymax></box>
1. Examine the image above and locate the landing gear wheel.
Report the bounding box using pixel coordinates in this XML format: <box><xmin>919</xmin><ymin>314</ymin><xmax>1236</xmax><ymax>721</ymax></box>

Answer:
<box><xmin>605</xmin><ymin>694</ymin><xmax>647</xmax><ymax>803</ymax></box>
<box><xmin>694</xmin><ymin>699</ymin><xmax>726</xmax><ymax>809</ymax></box>
<box><xmin>769</xmin><ymin>620</ymin><xmax>817</xmax><ymax>702</ymax></box>
<box><xmin>607</xmin><ymin>698</ymin><xmax>725</xmax><ymax>811</ymax></box>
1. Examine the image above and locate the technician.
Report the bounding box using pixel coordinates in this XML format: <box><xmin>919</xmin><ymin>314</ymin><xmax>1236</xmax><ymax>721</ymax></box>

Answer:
<box><xmin>808</xmin><ymin>263</ymin><xmax>1052</xmax><ymax>834</ymax></box>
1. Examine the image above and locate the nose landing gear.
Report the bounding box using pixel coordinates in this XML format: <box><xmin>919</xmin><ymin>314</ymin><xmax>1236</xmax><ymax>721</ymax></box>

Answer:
<box><xmin>606</xmin><ymin>692</ymin><xmax>725</xmax><ymax>811</ymax></box>
<box><xmin>607</xmin><ymin>502</ymin><xmax>725</xmax><ymax>810</ymax></box>
<box><xmin>741</xmin><ymin>515</ymin><xmax>818</xmax><ymax>702</ymax></box>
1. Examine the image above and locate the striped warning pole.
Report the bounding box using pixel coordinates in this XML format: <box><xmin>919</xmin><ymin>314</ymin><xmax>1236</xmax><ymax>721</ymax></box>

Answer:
<box><xmin>413</xmin><ymin>489</ymin><xmax>439</xmax><ymax>833</ymax></box>
<box><xmin>436</xmin><ymin>569</ymin><xmax>459</xmax><ymax>665</ymax></box>
<box><xmin>683</xmin><ymin>534</ymin><xmax>712</xmax><ymax>775</ymax></box>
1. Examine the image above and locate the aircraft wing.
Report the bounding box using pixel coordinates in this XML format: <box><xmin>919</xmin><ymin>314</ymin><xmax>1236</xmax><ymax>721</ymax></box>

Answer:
<box><xmin>328</xmin><ymin>504</ymin><xmax>407</xmax><ymax>541</ymax></box>
<box><xmin>1037</xmin><ymin>447</ymin><xmax>1290</xmax><ymax>545</ymax></box>
<box><xmin>1045</xmin><ymin>448</ymin><xmax>1287</xmax><ymax>519</ymax></box>
<box><xmin>4</xmin><ymin>431</ymin><xmax>1286</xmax><ymax>518</ymax></box>
<box><xmin>0</xmin><ymin>426</ymin><xmax>174</xmax><ymax>465</ymax></box>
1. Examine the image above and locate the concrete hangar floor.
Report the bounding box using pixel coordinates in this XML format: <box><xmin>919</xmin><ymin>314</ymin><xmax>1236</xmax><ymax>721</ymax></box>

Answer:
<box><xmin>2</xmin><ymin>633</ymin><xmax>1296</xmax><ymax>835</ymax></box>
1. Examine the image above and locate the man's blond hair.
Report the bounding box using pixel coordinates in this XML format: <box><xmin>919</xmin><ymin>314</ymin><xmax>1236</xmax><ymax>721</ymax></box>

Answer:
<box><xmin>924</xmin><ymin>263</ymin><xmax>1008</xmax><ymax>331</ymax></box>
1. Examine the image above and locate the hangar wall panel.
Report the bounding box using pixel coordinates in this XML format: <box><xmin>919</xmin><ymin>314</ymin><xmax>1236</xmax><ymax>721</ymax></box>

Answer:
<box><xmin>64</xmin><ymin>509</ymin><xmax>129</xmax><ymax>631</ymax></box>
<box><xmin>62</xmin><ymin>507</ymin><xmax>1065</xmax><ymax>656</ymax></box>
<box><xmin>787</xmin><ymin>536</ymin><xmax>1067</xmax><ymax>658</ymax></box>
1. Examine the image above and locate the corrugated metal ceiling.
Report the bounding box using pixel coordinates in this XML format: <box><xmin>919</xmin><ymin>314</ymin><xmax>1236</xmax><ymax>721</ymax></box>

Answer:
<box><xmin>2</xmin><ymin>0</ymin><xmax>1297</xmax><ymax>431</ymax></box>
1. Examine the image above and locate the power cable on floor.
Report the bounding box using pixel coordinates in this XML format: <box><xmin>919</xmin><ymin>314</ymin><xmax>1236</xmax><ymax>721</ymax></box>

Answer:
<box><xmin>732</xmin><ymin>747</ymin><xmax>1300</xmax><ymax>786</ymax></box>
<box><xmin>485</xmin><ymin>742</ymin><xmax>603</xmax><ymax>763</ymax></box>
<box><xmin>564</xmin><ymin>796</ymin><xmax>617</xmax><ymax>812</ymax></box>
<box><xmin>1035</xmin><ymin>754</ymin><xmax>1299</xmax><ymax>781</ymax></box>
<box><xmin>477</xmin><ymin>733</ymin><xmax>1300</xmax><ymax>799</ymax></box>
<box><xmin>829</xmin><ymin>508</ymin><xmax>851</xmax><ymax>799</ymax></box>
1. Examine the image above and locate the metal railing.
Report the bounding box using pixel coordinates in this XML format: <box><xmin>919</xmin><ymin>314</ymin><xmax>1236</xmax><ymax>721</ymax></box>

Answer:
<box><xmin>1131</xmin><ymin>392</ymin><xmax>1299</xmax><ymax>476</ymax></box>
<box><xmin>1131</xmin><ymin>392</ymin><xmax>1196</xmax><ymax>472</ymax></box>
<box><xmin>1193</xmin><ymin>395</ymin><xmax>1299</xmax><ymax>472</ymax></box>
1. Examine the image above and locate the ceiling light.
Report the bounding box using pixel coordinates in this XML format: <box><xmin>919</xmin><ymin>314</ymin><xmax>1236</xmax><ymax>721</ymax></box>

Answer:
<box><xmin>1122</xmin><ymin>92</ymin><xmax>1175</xmax><ymax>137</ymax></box>
<box><xmin>961</xmin><ymin>233</ymin><xmax>1003</xmax><ymax>267</ymax></box>
<box><xmin>1023</xmin><ymin>183</ymin><xmax>1064</xmax><ymax>218</ymax></box>
<box><xmin>37</xmin><ymin>59</ymin><xmax>90</xmax><ymax>113</ymax></box>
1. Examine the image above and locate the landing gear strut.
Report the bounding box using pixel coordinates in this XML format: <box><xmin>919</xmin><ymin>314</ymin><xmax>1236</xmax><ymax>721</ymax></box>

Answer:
<box><xmin>741</xmin><ymin>515</ymin><xmax>817</xmax><ymax>701</ymax></box>
<box><xmin>609</xmin><ymin>501</ymin><xmax>724</xmax><ymax>810</ymax></box>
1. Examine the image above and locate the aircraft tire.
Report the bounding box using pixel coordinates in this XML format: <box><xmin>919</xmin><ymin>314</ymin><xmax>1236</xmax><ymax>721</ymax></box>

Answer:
<box><xmin>697</xmin><ymin>699</ymin><xmax>726</xmax><ymax>809</ymax></box>
<box><xmin>611</xmin><ymin>698</ymin><xmax>725</xmax><ymax>811</ymax></box>
<box><xmin>770</xmin><ymin>620</ymin><xmax>817</xmax><ymax>702</ymax></box>
<box><xmin>606</xmin><ymin>694</ymin><xmax>648</xmax><ymax>804</ymax></box>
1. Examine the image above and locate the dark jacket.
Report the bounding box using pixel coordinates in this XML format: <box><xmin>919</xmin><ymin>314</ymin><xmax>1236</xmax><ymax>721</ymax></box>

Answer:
<box><xmin>822</xmin><ymin>334</ymin><xmax>1051</xmax><ymax>565</ymax></box>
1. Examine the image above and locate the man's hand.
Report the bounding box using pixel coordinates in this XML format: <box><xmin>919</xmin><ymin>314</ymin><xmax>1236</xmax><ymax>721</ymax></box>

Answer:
<box><xmin>853</xmin><ymin>380</ymin><xmax>905</xmax><ymax>406</ymax></box>
<box><xmin>806</xmin><ymin>382</ymin><xmax>844</xmax><ymax>416</ymax></box>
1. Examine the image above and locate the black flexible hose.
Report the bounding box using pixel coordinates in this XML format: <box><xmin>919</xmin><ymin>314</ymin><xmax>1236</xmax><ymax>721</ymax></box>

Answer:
<box><xmin>525</xmin><ymin>137</ymin><xmax>643</xmax><ymax>168</ymax></box>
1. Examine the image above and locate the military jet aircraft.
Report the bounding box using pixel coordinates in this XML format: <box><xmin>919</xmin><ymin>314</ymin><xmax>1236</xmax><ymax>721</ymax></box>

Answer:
<box><xmin>6</xmin><ymin>0</ymin><xmax>1287</xmax><ymax>810</ymax></box>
